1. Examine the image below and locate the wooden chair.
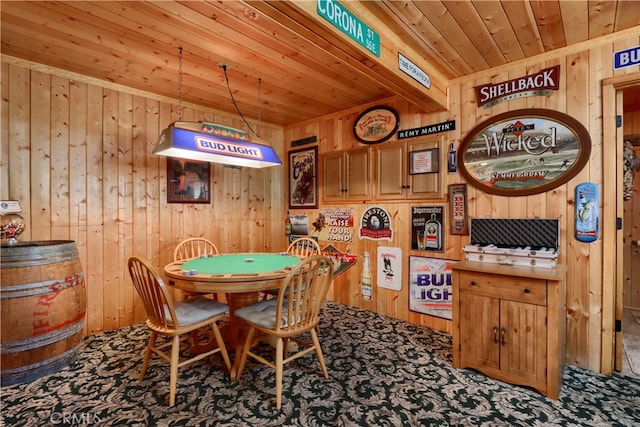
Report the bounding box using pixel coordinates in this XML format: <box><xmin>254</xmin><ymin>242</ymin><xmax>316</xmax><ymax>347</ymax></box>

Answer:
<box><xmin>235</xmin><ymin>255</ymin><xmax>335</xmax><ymax>409</ymax></box>
<box><xmin>173</xmin><ymin>237</ymin><xmax>218</xmax><ymax>261</ymax></box>
<box><xmin>286</xmin><ymin>237</ymin><xmax>321</xmax><ymax>258</ymax></box>
<box><xmin>262</xmin><ymin>237</ymin><xmax>321</xmax><ymax>301</ymax></box>
<box><xmin>127</xmin><ymin>256</ymin><xmax>231</xmax><ymax>406</ymax></box>
<box><xmin>173</xmin><ymin>237</ymin><xmax>219</xmax><ymax>301</ymax></box>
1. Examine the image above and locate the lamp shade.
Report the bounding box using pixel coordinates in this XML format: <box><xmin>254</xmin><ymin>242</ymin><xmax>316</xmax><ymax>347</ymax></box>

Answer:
<box><xmin>153</xmin><ymin>121</ymin><xmax>282</xmax><ymax>168</ymax></box>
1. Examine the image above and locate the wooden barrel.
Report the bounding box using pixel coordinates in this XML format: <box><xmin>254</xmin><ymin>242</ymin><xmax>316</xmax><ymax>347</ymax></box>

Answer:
<box><xmin>1</xmin><ymin>240</ymin><xmax>87</xmax><ymax>386</ymax></box>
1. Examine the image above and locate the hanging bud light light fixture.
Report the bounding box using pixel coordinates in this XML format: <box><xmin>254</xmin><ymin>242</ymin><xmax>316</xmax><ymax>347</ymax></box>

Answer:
<box><xmin>153</xmin><ymin>48</ymin><xmax>281</xmax><ymax>168</ymax></box>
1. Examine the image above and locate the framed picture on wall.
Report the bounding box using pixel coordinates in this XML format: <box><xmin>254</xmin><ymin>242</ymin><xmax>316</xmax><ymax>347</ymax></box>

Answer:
<box><xmin>289</xmin><ymin>146</ymin><xmax>318</xmax><ymax>208</ymax></box>
<box><xmin>167</xmin><ymin>158</ymin><xmax>211</xmax><ymax>204</ymax></box>
<box><xmin>410</xmin><ymin>148</ymin><xmax>440</xmax><ymax>174</ymax></box>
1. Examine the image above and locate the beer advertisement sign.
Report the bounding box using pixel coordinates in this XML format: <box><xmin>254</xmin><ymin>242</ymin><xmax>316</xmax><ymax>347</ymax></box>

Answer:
<box><xmin>459</xmin><ymin>109</ymin><xmax>591</xmax><ymax>197</ymax></box>
<box><xmin>411</xmin><ymin>206</ymin><xmax>444</xmax><ymax>252</ymax></box>
<box><xmin>409</xmin><ymin>256</ymin><xmax>456</xmax><ymax>320</ymax></box>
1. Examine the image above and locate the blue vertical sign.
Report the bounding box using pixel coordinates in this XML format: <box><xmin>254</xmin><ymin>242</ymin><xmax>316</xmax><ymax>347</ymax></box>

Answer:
<box><xmin>317</xmin><ymin>0</ymin><xmax>380</xmax><ymax>57</ymax></box>
<box><xmin>575</xmin><ymin>182</ymin><xmax>598</xmax><ymax>243</ymax></box>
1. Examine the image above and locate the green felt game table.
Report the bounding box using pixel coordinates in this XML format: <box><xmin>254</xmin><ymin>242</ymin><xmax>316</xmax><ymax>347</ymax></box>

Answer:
<box><xmin>174</xmin><ymin>253</ymin><xmax>299</xmax><ymax>276</ymax></box>
<box><xmin>164</xmin><ymin>253</ymin><xmax>302</xmax><ymax>379</ymax></box>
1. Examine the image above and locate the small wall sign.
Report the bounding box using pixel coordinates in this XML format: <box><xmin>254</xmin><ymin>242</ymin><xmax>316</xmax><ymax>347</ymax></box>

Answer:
<box><xmin>448</xmin><ymin>184</ymin><xmax>469</xmax><ymax>235</ymax></box>
<box><xmin>359</xmin><ymin>206</ymin><xmax>393</xmax><ymax>241</ymax></box>
<box><xmin>291</xmin><ymin>135</ymin><xmax>317</xmax><ymax>147</ymax></box>
<box><xmin>411</xmin><ymin>206</ymin><xmax>444</xmax><ymax>252</ymax></box>
<box><xmin>475</xmin><ymin>65</ymin><xmax>560</xmax><ymax>109</ymax></box>
<box><xmin>575</xmin><ymin>182</ymin><xmax>599</xmax><ymax>243</ymax></box>
<box><xmin>377</xmin><ymin>246</ymin><xmax>402</xmax><ymax>291</ymax></box>
<box><xmin>353</xmin><ymin>106</ymin><xmax>399</xmax><ymax>144</ymax></box>
<box><xmin>459</xmin><ymin>109</ymin><xmax>591</xmax><ymax>197</ymax></box>
<box><xmin>398</xmin><ymin>52</ymin><xmax>431</xmax><ymax>89</ymax></box>
<box><xmin>0</xmin><ymin>201</ymin><xmax>22</xmax><ymax>214</ymax></box>
<box><xmin>613</xmin><ymin>45</ymin><xmax>640</xmax><ymax>70</ymax></box>
<box><xmin>317</xmin><ymin>0</ymin><xmax>380</xmax><ymax>57</ymax></box>
<box><xmin>316</xmin><ymin>207</ymin><xmax>354</xmax><ymax>243</ymax></box>
<box><xmin>320</xmin><ymin>243</ymin><xmax>357</xmax><ymax>277</ymax></box>
<box><xmin>398</xmin><ymin>119</ymin><xmax>455</xmax><ymax>140</ymax></box>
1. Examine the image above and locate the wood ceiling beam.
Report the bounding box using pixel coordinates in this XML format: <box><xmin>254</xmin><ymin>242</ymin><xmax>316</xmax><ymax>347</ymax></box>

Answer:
<box><xmin>246</xmin><ymin>0</ymin><xmax>449</xmax><ymax>113</ymax></box>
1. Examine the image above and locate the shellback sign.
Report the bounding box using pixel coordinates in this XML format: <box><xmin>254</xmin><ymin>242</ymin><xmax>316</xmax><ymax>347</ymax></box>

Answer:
<box><xmin>475</xmin><ymin>65</ymin><xmax>560</xmax><ymax>108</ymax></box>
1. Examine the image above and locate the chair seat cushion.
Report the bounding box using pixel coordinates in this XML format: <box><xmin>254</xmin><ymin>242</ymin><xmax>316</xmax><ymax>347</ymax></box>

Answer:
<box><xmin>235</xmin><ymin>299</ymin><xmax>289</xmax><ymax>329</ymax></box>
<box><xmin>167</xmin><ymin>297</ymin><xmax>229</xmax><ymax>325</ymax></box>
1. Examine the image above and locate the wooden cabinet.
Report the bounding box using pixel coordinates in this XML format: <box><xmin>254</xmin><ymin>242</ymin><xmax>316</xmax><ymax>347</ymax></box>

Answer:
<box><xmin>322</xmin><ymin>147</ymin><xmax>372</xmax><ymax>202</ymax></box>
<box><xmin>375</xmin><ymin>140</ymin><xmax>441</xmax><ymax>200</ymax></box>
<box><xmin>452</xmin><ymin>260</ymin><xmax>567</xmax><ymax>399</ymax></box>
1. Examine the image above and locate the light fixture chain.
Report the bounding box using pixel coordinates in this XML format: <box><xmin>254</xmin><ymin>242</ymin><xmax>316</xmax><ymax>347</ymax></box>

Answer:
<box><xmin>257</xmin><ymin>77</ymin><xmax>262</xmax><ymax>137</ymax></box>
<box><xmin>178</xmin><ymin>47</ymin><xmax>183</xmax><ymax>121</ymax></box>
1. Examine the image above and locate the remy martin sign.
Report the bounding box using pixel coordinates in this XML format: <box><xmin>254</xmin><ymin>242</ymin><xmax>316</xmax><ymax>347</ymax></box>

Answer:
<box><xmin>475</xmin><ymin>65</ymin><xmax>560</xmax><ymax>109</ymax></box>
<box><xmin>398</xmin><ymin>120</ymin><xmax>456</xmax><ymax>140</ymax></box>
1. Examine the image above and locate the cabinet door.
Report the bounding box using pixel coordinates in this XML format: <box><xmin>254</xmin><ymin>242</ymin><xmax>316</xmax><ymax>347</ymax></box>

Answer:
<box><xmin>500</xmin><ymin>300</ymin><xmax>547</xmax><ymax>387</ymax></box>
<box><xmin>459</xmin><ymin>292</ymin><xmax>500</xmax><ymax>370</ymax></box>
<box><xmin>323</xmin><ymin>152</ymin><xmax>345</xmax><ymax>202</ymax></box>
<box><xmin>345</xmin><ymin>148</ymin><xmax>372</xmax><ymax>200</ymax></box>
<box><xmin>407</xmin><ymin>140</ymin><xmax>441</xmax><ymax>199</ymax></box>
<box><xmin>376</xmin><ymin>143</ymin><xmax>405</xmax><ymax>199</ymax></box>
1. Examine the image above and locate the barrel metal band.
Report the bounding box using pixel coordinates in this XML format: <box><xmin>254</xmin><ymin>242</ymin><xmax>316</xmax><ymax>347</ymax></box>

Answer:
<box><xmin>0</xmin><ymin>319</ymin><xmax>84</xmax><ymax>354</ymax></box>
<box><xmin>0</xmin><ymin>273</ymin><xmax>84</xmax><ymax>298</ymax></box>
<box><xmin>0</xmin><ymin>252</ymin><xmax>78</xmax><ymax>267</ymax></box>
<box><xmin>0</xmin><ymin>347</ymin><xmax>79</xmax><ymax>380</ymax></box>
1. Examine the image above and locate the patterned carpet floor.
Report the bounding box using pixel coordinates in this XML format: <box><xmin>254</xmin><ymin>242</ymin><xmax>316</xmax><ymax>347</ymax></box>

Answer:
<box><xmin>2</xmin><ymin>302</ymin><xmax>640</xmax><ymax>426</ymax></box>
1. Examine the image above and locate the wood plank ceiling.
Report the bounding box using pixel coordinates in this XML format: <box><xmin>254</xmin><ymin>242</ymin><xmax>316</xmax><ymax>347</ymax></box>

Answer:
<box><xmin>2</xmin><ymin>1</ymin><xmax>639</xmax><ymax>128</ymax></box>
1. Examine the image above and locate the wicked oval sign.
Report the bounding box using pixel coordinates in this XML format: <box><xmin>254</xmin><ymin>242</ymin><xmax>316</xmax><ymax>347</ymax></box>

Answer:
<box><xmin>459</xmin><ymin>109</ymin><xmax>591</xmax><ymax>196</ymax></box>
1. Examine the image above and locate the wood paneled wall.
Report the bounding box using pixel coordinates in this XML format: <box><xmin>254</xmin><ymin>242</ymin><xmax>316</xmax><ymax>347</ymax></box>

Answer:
<box><xmin>1</xmin><ymin>62</ymin><xmax>287</xmax><ymax>335</ymax></box>
<box><xmin>2</xmin><ymin>32</ymin><xmax>639</xmax><ymax>373</ymax></box>
<box><xmin>285</xmin><ymin>35</ymin><xmax>640</xmax><ymax>372</ymax></box>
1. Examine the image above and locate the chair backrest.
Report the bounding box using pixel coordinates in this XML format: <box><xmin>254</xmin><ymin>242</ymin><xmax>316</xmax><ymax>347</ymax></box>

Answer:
<box><xmin>128</xmin><ymin>256</ymin><xmax>179</xmax><ymax>330</ymax></box>
<box><xmin>286</xmin><ymin>237</ymin><xmax>321</xmax><ymax>258</ymax></box>
<box><xmin>274</xmin><ymin>255</ymin><xmax>334</xmax><ymax>333</ymax></box>
<box><xmin>173</xmin><ymin>237</ymin><xmax>219</xmax><ymax>261</ymax></box>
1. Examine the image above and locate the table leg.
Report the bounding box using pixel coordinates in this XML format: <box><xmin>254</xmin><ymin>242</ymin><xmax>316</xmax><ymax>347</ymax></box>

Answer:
<box><xmin>226</xmin><ymin>291</ymin><xmax>259</xmax><ymax>380</ymax></box>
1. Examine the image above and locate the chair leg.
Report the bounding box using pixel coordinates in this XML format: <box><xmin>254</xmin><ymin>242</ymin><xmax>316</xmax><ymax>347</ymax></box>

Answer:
<box><xmin>310</xmin><ymin>328</ymin><xmax>329</xmax><ymax>379</ymax></box>
<box><xmin>211</xmin><ymin>322</ymin><xmax>231</xmax><ymax>373</ymax></box>
<box><xmin>169</xmin><ymin>335</ymin><xmax>180</xmax><ymax>406</ymax></box>
<box><xmin>275</xmin><ymin>337</ymin><xmax>284</xmax><ymax>410</ymax></box>
<box><xmin>139</xmin><ymin>331</ymin><xmax>157</xmax><ymax>381</ymax></box>
<box><xmin>236</xmin><ymin>326</ymin><xmax>256</xmax><ymax>379</ymax></box>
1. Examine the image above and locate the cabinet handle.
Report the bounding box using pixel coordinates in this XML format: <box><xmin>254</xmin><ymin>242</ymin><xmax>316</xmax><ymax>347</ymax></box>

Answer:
<box><xmin>493</xmin><ymin>326</ymin><xmax>499</xmax><ymax>343</ymax></box>
<box><xmin>523</xmin><ymin>288</ymin><xmax>530</xmax><ymax>294</ymax></box>
<box><xmin>501</xmin><ymin>327</ymin><xmax>506</xmax><ymax>345</ymax></box>
<box><xmin>470</xmin><ymin>281</ymin><xmax>477</xmax><ymax>286</ymax></box>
